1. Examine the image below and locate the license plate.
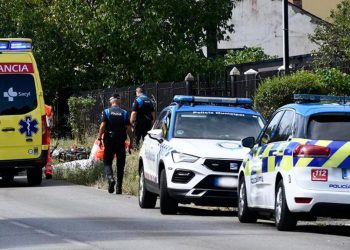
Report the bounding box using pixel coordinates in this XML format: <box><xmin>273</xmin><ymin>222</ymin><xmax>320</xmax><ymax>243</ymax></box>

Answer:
<box><xmin>214</xmin><ymin>177</ymin><xmax>237</xmax><ymax>188</ymax></box>
<box><xmin>311</xmin><ymin>169</ymin><xmax>328</xmax><ymax>182</ymax></box>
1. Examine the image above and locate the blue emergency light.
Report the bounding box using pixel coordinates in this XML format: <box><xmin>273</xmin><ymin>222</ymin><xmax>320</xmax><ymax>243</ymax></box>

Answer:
<box><xmin>0</xmin><ymin>39</ymin><xmax>32</xmax><ymax>51</ymax></box>
<box><xmin>294</xmin><ymin>94</ymin><xmax>350</xmax><ymax>104</ymax></box>
<box><xmin>173</xmin><ymin>95</ymin><xmax>253</xmax><ymax>106</ymax></box>
<box><xmin>0</xmin><ymin>42</ymin><xmax>8</xmax><ymax>50</ymax></box>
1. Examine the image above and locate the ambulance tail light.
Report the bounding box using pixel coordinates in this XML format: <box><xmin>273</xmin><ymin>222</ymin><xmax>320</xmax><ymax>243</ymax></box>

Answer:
<box><xmin>293</xmin><ymin>145</ymin><xmax>330</xmax><ymax>158</ymax></box>
<box><xmin>42</xmin><ymin>115</ymin><xmax>49</xmax><ymax>145</ymax></box>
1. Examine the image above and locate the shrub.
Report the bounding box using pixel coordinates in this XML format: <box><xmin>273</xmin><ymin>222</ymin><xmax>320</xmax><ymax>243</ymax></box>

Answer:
<box><xmin>254</xmin><ymin>71</ymin><xmax>326</xmax><ymax>119</ymax></box>
<box><xmin>68</xmin><ymin>96</ymin><xmax>96</xmax><ymax>144</ymax></box>
<box><xmin>316</xmin><ymin>68</ymin><xmax>350</xmax><ymax>96</ymax></box>
<box><xmin>224</xmin><ymin>47</ymin><xmax>277</xmax><ymax>66</ymax></box>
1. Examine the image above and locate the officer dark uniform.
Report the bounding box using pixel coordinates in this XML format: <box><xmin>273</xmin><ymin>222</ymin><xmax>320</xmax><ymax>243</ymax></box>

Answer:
<box><xmin>97</xmin><ymin>93</ymin><xmax>133</xmax><ymax>194</ymax></box>
<box><xmin>130</xmin><ymin>87</ymin><xmax>155</xmax><ymax>147</ymax></box>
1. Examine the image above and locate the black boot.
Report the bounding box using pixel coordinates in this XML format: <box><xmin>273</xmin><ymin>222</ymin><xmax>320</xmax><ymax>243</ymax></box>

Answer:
<box><xmin>108</xmin><ymin>177</ymin><xmax>115</xmax><ymax>194</ymax></box>
<box><xmin>116</xmin><ymin>184</ymin><xmax>122</xmax><ymax>195</ymax></box>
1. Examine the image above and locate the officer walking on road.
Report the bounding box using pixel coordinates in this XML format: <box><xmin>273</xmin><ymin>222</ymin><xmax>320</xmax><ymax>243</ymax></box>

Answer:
<box><xmin>130</xmin><ymin>87</ymin><xmax>156</xmax><ymax>148</ymax></box>
<box><xmin>97</xmin><ymin>93</ymin><xmax>134</xmax><ymax>194</ymax></box>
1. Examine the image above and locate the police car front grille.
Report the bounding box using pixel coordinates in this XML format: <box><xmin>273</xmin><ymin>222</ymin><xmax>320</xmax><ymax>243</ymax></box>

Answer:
<box><xmin>203</xmin><ymin>159</ymin><xmax>241</xmax><ymax>173</ymax></box>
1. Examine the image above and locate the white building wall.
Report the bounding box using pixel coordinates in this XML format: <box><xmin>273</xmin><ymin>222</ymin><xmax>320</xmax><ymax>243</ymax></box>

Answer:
<box><xmin>218</xmin><ymin>0</ymin><xmax>320</xmax><ymax>57</ymax></box>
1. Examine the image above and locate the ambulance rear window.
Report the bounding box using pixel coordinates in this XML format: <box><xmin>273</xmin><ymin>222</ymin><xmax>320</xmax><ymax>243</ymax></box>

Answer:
<box><xmin>308</xmin><ymin>115</ymin><xmax>350</xmax><ymax>141</ymax></box>
<box><xmin>0</xmin><ymin>74</ymin><xmax>37</xmax><ymax>116</ymax></box>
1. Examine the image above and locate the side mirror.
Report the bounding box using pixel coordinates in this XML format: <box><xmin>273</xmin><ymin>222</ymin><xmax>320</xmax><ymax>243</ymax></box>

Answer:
<box><xmin>241</xmin><ymin>136</ymin><xmax>255</xmax><ymax>149</ymax></box>
<box><xmin>148</xmin><ymin>129</ymin><xmax>163</xmax><ymax>143</ymax></box>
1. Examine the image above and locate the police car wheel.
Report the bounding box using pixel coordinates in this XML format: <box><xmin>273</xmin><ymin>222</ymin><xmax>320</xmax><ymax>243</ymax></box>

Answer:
<box><xmin>160</xmin><ymin>169</ymin><xmax>178</xmax><ymax>215</ymax></box>
<box><xmin>238</xmin><ymin>178</ymin><xmax>257</xmax><ymax>223</ymax></box>
<box><xmin>27</xmin><ymin>167</ymin><xmax>42</xmax><ymax>186</ymax></box>
<box><xmin>275</xmin><ymin>180</ymin><xmax>297</xmax><ymax>231</ymax></box>
<box><xmin>138</xmin><ymin>168</ymin><xmax>157</xmax><ymax>208</ymax></box>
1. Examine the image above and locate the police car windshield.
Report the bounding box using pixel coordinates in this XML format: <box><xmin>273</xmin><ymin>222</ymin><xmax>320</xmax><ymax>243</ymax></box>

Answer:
<box><xmin>174</xmin><ymin>111</ymin><xmax>264</xmax><ymax>140</ymax></box>
<box><xmin>308</xmin><ymin>115</ymin><xmax>350</xmax><ymax>141</ymax></box>
<box><xmin>0</xmin><ymin>74</ymin><xmax>37</xmax><ymax>116</ymax></box>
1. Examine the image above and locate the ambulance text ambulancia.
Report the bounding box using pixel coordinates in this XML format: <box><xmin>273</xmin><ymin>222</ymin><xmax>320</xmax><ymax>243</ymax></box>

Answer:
<box><xmin>238</xmin><ymin>94</ymin><xmax>350</xmax><ymax>231</ymax></box>
<box><xmin>138</xmin><ymin>95</ymin><xmax>264</xmax><ymax>214</ymax></box>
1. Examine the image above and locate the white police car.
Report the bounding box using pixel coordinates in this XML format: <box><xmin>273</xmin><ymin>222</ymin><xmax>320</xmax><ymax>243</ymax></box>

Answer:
<box><xmin>238</xmin><ymin>94</ymin><xmax>350</xmax><ymax>231</ymax></box>
<box><xmin>138</xmin><ymin>95</ymin><xmax>265</xmax><ymax>214</ymax></box>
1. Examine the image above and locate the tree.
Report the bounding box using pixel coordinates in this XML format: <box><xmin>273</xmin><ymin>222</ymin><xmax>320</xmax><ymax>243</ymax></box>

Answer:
<box><xmin>0</xmin><ymin>0</ymin><xmax>236</xmax><ymax>99</ymax></box>
<box><xmin>310</xmin><ymin>0</ymin><xmax>350</xmax><ymax>66</ymax></box>
<box><xmin>224</xmin><ymin>47</ymin><xmax>277</xmax><ymax>66</ymax></box>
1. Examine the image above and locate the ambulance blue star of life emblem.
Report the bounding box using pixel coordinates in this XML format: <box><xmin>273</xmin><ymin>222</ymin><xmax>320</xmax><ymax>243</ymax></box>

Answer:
<box><xmin>19</xmin><ymin>116</ymin><xmax>38</xmax><ymax>137</ymax></box>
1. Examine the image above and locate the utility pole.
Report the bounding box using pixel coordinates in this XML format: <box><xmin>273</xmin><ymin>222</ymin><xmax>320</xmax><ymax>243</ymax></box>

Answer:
<box><xmin>283</xmin><ymin>0</ymin><xmax>290</xmax><ymax>74</ymax></box>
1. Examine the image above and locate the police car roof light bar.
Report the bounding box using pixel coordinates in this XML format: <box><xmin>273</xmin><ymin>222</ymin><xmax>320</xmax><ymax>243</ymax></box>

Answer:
<box><xmin>294</xmin><ymin>94</ymin><xmax>350</xmax><ymax>104</ymax></box>
<box><xmin>0</xmin><ymin>38</ymin><xmax>32</xmax><ymax>51</ymax></box>
<box><xmin>173</xmin><ymin>95</ymin><xmax>253</xmax><ymax>106</ymax></box>
<box><xmin>0</xmin><ymin>41</ymin><xmax>8</xmax><ymax>50</ymax></box>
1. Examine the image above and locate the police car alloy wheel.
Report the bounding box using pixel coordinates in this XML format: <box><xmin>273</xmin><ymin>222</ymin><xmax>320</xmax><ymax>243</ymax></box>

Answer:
<box><xmin>274</xmin><ymin>180</ymin><xmax>297</xmax><ymax>231</ymax></box>
<box><xmin>238</xmin><ymin>178</ymin><xmax>257</xmax><ymax>223</ymax></box>
<box><xmin>160</xmin><ymin>169</ymin><xmax>178</xmax><ymax>215</ymax></box>
<box><xmin>138</xmin><ymin>168</ymin><xmax>157</xmax><ymax>209</ymax></box>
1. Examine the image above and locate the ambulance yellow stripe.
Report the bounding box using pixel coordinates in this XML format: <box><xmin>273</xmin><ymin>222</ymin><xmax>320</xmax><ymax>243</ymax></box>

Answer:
<box><xmin>322</xmin><ymin>142</ymin><xmax>350</xmax><ymax>168</ymax></box>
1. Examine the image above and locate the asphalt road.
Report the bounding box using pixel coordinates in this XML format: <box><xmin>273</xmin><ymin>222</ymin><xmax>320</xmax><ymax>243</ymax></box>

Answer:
<box><xmin>0</xmin><ymin>178</ymin><xmax>350</xmax><ymax>250</ymax></box>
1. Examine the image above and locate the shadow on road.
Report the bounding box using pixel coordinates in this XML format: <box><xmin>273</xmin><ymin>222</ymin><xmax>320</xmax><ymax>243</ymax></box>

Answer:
<box><xmin>0</xmin><ymin>177</ymin><xmax>74</xmax><ymax>188</ymax></box>
<box><xmin>176</xmin><ymin>206</ymin><xmax>237</xmax><ymax>217</ymax></box>
<box><xmin>296</xmin><ymin>225</ymin><xmax>350</xmax><ymax>237</ymax></box>
<box><xmin>253</xmin><ymin>220</ymin><xmax>350</xmax><ymax>237</ymax></box>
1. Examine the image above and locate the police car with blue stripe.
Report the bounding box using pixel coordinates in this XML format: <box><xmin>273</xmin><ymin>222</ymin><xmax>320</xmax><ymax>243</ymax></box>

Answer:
<box><xmin>138</xmin><ymin>95</ymin><xmax>264</xmax><ymax>214</ymax></box>
<box><xmin>238</xmin><ymin>94</ymin><xmax>350</xmax><ymax>231</ymax></box>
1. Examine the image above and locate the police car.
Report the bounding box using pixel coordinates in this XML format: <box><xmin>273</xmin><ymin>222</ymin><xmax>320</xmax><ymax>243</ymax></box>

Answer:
<box><xmin>0</xmin><ymin>39</ymin><xmax>48</xmax><ymax>185</ymax></box>
<box><xmin>138</xmin><ymin>95</ymin><xmax>264</xmax><ymax>214</ymax></box>
<box><xmin>238</xmin><ymin>94</ymin><xmax>350</xmax><ymax>231</ymax></box>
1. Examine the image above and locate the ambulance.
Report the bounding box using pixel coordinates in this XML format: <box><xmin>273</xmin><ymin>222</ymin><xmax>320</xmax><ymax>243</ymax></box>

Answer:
<box><xmin>0</xmin><ymin>38</ymin><xmax>48</xmax><ymax>185</ymax></box>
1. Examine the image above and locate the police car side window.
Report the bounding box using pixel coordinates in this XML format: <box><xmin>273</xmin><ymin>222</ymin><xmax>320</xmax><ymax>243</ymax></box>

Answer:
<box><xmin>261</xmin><ymin>111</ymin><xmax>284</xmax><ymax>145</ymax></box>
<box><xmin>273</xmin><ymin>110</ymin><xmax>295</xmax><ymax>142</ymax></box>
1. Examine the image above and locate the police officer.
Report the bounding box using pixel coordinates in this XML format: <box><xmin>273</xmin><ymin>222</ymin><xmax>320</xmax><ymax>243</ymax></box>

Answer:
<box><xmin>130</xmin><ymin>87</ymin><xmax>156</xmax><ymax>147</ymax></box>
<box><xmin>97</xmin><ymin>93</ymin><xmax>133</xmax><ymax>194</ymax></box>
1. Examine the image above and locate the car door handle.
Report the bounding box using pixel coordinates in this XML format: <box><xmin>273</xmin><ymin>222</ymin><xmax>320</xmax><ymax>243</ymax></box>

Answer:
<box><xmin>2</xmin><ymin>127</ymin><xmax>15</xmax><ymax>132</ymax></box>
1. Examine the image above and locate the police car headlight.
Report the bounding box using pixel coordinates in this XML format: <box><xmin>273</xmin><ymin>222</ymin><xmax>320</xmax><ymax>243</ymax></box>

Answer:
<box><xmin>172</xmin><ymin>152</ymin><xmax>199</xmax><ymax>163</ymax></box>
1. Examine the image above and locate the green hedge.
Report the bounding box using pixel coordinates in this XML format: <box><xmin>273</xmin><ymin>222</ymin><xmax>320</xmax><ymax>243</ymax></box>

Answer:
<box><xmin>254</xmin><ymin>71</ymin><xmax>326</xmax><ymax>119</ymax></box>
<box><xmin>254</xmin><ymin>69</ymin><xmax>350</xmax><ymax>119</ymax></box>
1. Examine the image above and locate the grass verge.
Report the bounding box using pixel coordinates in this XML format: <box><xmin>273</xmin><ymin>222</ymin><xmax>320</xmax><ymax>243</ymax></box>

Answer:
<box><xmin>52</xmin><ymin>138</ymin><xmax>139</xmax><ymax>195</ymax></box>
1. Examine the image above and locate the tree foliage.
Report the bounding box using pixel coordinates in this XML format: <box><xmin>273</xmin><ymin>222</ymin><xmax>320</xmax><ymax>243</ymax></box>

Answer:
<box><xmin>224</xmin><ymin>47</ymin><xmax>276</xmax><ymax>66</ymax></box>
<box><xmin>310</xmin><ymin>0</ymin><xmax>350</xmax><ymax>66</ymax></box>
<box><xmin>0</xmin><ymin>0</ymin><xmax>235</xmax><ymax>101</ymax></box>
<box><xmin>68</xmin><ymin>96</ymin><xmax>96</xmax><ymax>143</ymax></box>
